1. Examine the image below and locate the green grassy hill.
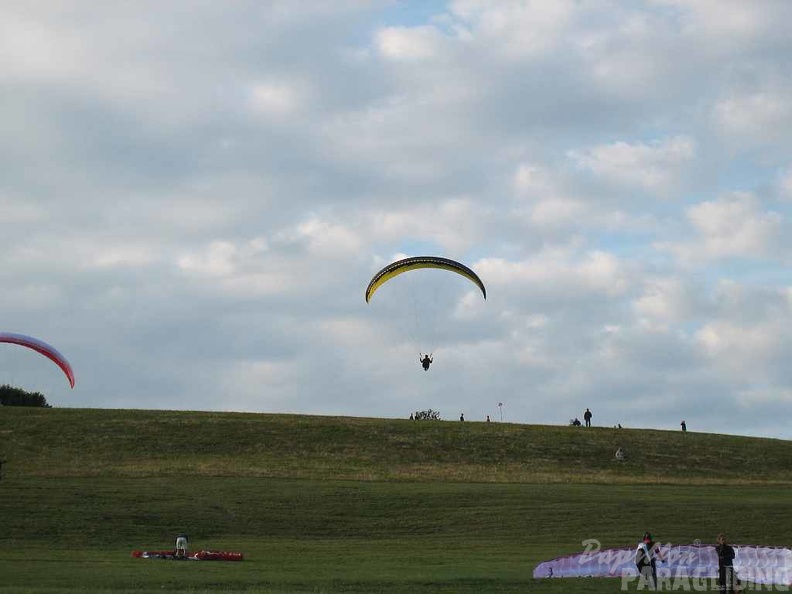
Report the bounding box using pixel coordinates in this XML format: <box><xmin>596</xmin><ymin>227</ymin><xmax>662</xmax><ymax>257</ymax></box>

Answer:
<box><xmin>2</xmin><ymin>407</ymin><xmax>791</xmax><ymax>483</ymax></box>
<box><xmin>0</xmin><ymin>407</ymin><xmax>790</xmax><ymax>593</ymax></box>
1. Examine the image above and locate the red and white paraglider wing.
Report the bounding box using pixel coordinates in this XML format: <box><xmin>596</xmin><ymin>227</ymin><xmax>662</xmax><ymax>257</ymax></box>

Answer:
<box><xmin>0</xmin><ymin>332</ymin><xmax>75</xmax><ymax>388</ymax></box>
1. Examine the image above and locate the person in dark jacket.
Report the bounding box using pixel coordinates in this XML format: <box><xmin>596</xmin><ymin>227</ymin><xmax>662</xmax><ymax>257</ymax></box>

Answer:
<box><xmin>716</xmin><ymin>533</ymin><xmax>738</xmax><ymax>593</ymax></box>
<box><xmin>583</xmin><ymin>408</ymin><xmax>592</xmax><ymax>427</ymax></box>
<box><xmin>635</xmin><ymin>532</ymin><xmax>663</xmax><ymax>589</ymax></box>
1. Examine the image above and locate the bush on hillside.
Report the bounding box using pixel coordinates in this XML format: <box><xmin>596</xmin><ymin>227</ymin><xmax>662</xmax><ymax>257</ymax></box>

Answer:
<box><xmin>414</xmin><ymin>409</ymin><xmax>441</xmax><ymax>420</ymax></box>
<box><xmin>0</xmin><ymin>384</ymin><xmax>51</xmax><ymax>407</ymax></box>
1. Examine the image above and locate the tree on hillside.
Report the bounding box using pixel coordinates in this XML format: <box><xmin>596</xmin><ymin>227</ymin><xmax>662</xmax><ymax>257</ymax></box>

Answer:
<box><xmin>0</xmin><ymin>384</ymin><xmax>51</xmax><ymax>407</ymax></box>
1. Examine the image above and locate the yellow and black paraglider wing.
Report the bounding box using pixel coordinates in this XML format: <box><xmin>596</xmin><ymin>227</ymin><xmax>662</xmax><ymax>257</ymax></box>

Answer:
<box><xmin>365</xmin><ymin>256</ymin><xmax>486</xmax><ymax>303</ymax></box>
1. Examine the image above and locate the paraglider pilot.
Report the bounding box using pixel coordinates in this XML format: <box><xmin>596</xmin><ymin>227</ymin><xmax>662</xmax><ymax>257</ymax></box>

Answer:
<box><xmin>635</xmin><ymin>531</ymin><xmax>663</xmax><ymax>589</ymax></box>
<box><xmin>419</xmin><ymin>353</ymin><xmax>433</xmax><ymax>371</ymax></box>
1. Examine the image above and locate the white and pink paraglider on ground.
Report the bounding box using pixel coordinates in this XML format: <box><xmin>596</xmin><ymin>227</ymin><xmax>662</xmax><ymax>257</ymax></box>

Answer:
<box><xmin>534</xmin><ymin>543</ymin><xmax>791</xmax><ymax>588</ymax></box>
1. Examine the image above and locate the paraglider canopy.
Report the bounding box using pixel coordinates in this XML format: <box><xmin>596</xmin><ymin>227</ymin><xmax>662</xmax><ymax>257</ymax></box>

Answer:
<box><xmin>365</xmin><ymin>255</ymin><xmax>487</xmax><ymax>367</ymax></box>
<box><xmin>365</xmin><ymin>256</ymin><xmax>486</xmax><ymax>303</ymax></box>
<box><xmin>0</xmin><ymin>332</ymin><xmax>75</xmax><ymax>388</ymax></box>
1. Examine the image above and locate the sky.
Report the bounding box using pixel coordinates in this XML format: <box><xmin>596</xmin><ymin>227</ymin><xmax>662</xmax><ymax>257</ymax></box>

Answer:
<box><xmin>1</xmin><ymin>1</ymin><xmax>790</xmax><ymax>439</ymax></box>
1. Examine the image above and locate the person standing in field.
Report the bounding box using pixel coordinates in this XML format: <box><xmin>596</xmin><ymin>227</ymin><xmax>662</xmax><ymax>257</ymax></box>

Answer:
<box><xmin>175</xmin><ymin>534</ymin><xmax>188</xmax><ymax>559</ymax></box>
<box><xmin>584</xmin><ymin>408</ymin><xmax>592</xmax><ymax>427</ymax></box>
<box><xmin>716</xmin><ymin>533</ymin><xmax>738</xmax><ymax>593</ymax></box>
<box><xmin>681</xmin><ymin>420</ymin><xmax>687</xmax><ymax>432</ymax></box>
<box><xmin>635</xmin><ymin>532</ymin><xmax>663</xmax><ymax>590</ymax></box>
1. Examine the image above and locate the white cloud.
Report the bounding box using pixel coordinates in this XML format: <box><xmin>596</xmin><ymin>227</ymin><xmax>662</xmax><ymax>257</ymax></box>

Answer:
<box><xmin>696</xmin><ymin>321</ymin><xmax>777</xmax><ymax>370</ymax></box>
<box><xmin>0</xmin><ymin>11</ymin><xmax>87</xmax><ymax>81</ymax></box>
<box><xmin>178</xmin><ymin>241</ymin><xmax>241</xmax><ymax>277</ymax></box>
<box><xmin>222</xmin><ymin>358</ymin><xmax>301</xmax><ymax>411</ymax></box>
<box><xmin>632</xmin><ymin>277</ymin><xmax>691</xmax><ymax>325</ymax></box>
<box><xmin>0</xmin><ymin>195</ymin><xmax>46</xmax><ymax>223</ymax></box>
<box><xmin>683</xmin><ymin>193</ymin><xmax>782</xmax><ymax>260</ymax></box>
<box><xmin>90</xmin><ymin>245</ymin><xmax>160</xmax><ymax>269</ymax></box>
<box><xmin>274</xmin><ymin>217</ymin><xmax>363</xmax><ymax>257</ymax></box>
<box><xmin>175</xmin><ymin>238</ymin><xmax>304</xmax><ymax>298</ymax></box>
<box><xmin>692</xmin><ymin>282</ymin><xmax>792</xmax><ymax>386</ymax></box>
<box><xmin>449</xmin><ymin>0</ymin><xmax>577</xmax><ymax>59</ymax></box>
<box><xmin>777</xmin><ymin>167</ymin><xmax>792</xmax><ymax>201</ymax></box>
<box><xmin>575</xmin><ymin>10</ymin><xmax>687</xmax><ymax>100</ymax></box>
<box><xmin>477</xmin><ymin>248</ymin><xmax>630</xmax><ymax>298</ymax></box>
<box><xmin>579</xmin><ymin>251</ymin><xmax>630</xmax><ymax>295</ymax></box>
<box><xmin>512</xmin><ymin>163</ymin><xmax>550</xmax><ymax>196</ymax></box>
<box><xmin>376</xmin><ymin>26</ymin><xmax>445</xmax><ymax>61</ymax></box>
<box><xmin>650</xmin><ymin>0</ymin><xmax>792</xmax><ymax>46</ymax></box>
<box><xmin>736</xmin><ymin>386</ymin><xmax>792</xmax><ymax>407</ymax></box>
<box><xmin>365</xmin><ymin>199</ymin><xmax>485</xmax><ymax>253</ymax></box>
<box><xmin>0</xmin><ymin>284</ymin><xmax>64</xmax><ymax>311</ymax></box>
<box><xmin>2</xmin><ymin>236</ymin><xmax>161</xmax><ymax>272</ymax></box>
<box><xmin>151</xmin><ymin>196</ymin><xmax>243</xmax><ymax>232</ymax></box>
<box><xmin>249</xmin><ymin>81</ymin><xmax>309</xmax><ymax>116</ymax></box>
<box><xmin>320</xmin><ymin>91</ymin><xmax>480</xmax><ymax>185</ymax></box>
<box><xmin>713</xmin><ymin>90</ymin><xmax>792</xmax><ymax>146</ymax></box>
<box><xmin>511</xmin><ymin>164</ymin><xmax>583</xmax><ymax>220</ymax></box>
<box><xmin>568</xmin><ymin>136</ymin><xmax>696</xmax><ymax>196</ymax></box>
<box><xmin>511</xmin><ymin>163</ymin><xmax>649</xmax><ymax>232</ymax></box>
<box><xmin>528</xmin><ymin>198</ymin><xmax>588</xmax><ymax>227</ymax></box>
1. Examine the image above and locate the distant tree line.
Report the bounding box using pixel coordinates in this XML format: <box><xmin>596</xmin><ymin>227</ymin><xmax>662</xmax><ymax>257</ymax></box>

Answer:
<box><xmin>0</xmin><ymin>384</ymin><xmax>51</xmax><ymax>407</ymax></box>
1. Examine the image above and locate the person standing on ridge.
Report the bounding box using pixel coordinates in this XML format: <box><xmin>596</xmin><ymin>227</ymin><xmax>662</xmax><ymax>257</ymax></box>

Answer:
<box><xmin>584</xmin><ymin>408</ymin><xmax>592</xmax><ymax>427</ymax></box>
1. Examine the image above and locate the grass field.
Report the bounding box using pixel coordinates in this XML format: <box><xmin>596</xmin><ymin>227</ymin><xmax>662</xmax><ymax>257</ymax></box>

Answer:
<box><xmin>1</xmin><ymin>407</ymin><xmax>790</xmax><ymax>592</ymax></box>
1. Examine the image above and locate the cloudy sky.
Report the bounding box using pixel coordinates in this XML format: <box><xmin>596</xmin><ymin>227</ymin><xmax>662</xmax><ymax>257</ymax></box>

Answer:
<box><xmin>2</xmin><ymin>1</ymin><xmax>790</xmax><ymax>439</ymax></box>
